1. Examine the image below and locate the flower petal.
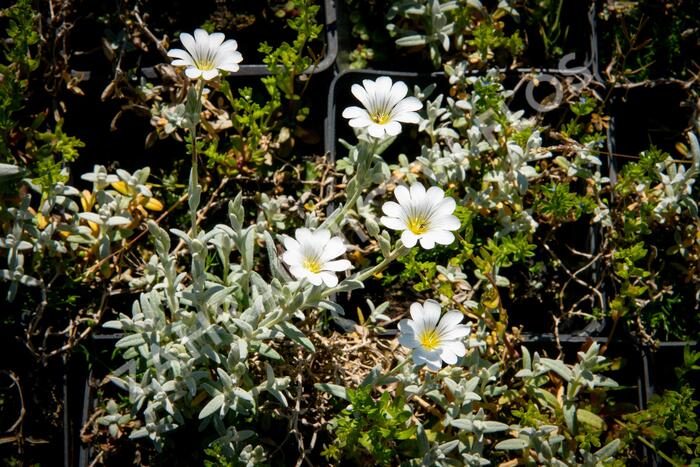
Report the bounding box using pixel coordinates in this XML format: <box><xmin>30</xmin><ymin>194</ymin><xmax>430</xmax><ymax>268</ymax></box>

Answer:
<box><xmin>349</xmin><ymin>117</ymin><xmax>371</xmax><ymax>129</ymax></box>
<box><xmin>201</xmin><ymin>68</ymin><xmax>219</xmax><ymax>81</ymax></box>
<box><xmin>194</xmin><ymin>28</ymin><xmax>209</xmax><ymax>44</ymax></box>
<box><xmin>312</xmin><ymin>229</ymin><xmax>331</xmax><ymax>245</ymax></box>
<box><xmin>418</xmin><ymin>235</ymin><xmax>436</xmax><ymax>249</ymax></box>
<box><xmin>342</xmin><ymin>106</ymin><xmax>369</xmax><ymax>119</ymax></box>
<box><xmin>392</xmin><ymin>112</ymin><xmax>421</xmax><ymax>124</ymax></box>
<box><xmin>422</xmin><ymin>300</ymin><xmax>442</xmax><ymax>330</ymax></box>
<box><xmin>295</xmin><ymin>228</ymin><xmax>313</xmax><ymax>245</ymax></box>
<box><xmin>323</xmin><ymin>259</ymin><xmax>351</xmax><ymax>272</ymax></box>
<box><xmin>394</xmin><ymin>185</ymin><xmax>411</xmax><ymax>207</ymax></box>
<box><xmin>409</xmin><ymin>302</ymin><xmax>424</xmax><ymax>323</ymax></box>
<box><xmin>319</xmin><ymin>271</ymin><xmax>338</xmax><ymax>287</ymax></box>
<box><xmin>430</xmin><ymin>197</ymin><xmax>456</xmax><ymax>218</ymax></box>
<box><xmin>282</xmin><ymin>250</ymin><xmax>303</xmax><ymax>267</ymax></box>
<box><xmin>380</xmin><ymin>216</ymin><xmax>407</xmax><ymax>231</ymax></box>
<box><xmin>283</xmin><ymin>235</ymin><xmax>300</xmax><ymax>252</ymax></box>
<box><xmin>209</xmin><ymin>32</ymin><xmax>225</xmax><ymax>49</ymax></box>
<box><xmin>400</xmin><ymin>230</ymin><xmax>418</xmax><ymax>248</ymax></box>
<box><xmin>409</xmin><ymin>183</ymin><xmax>427</xmax><ymax>204</ymax></box>
<box><xmin>218</xmin><ymin>62</ymin><xmax>240</xmax><ymax>72</ymax></box>
<box><xmin>436</xmin><ymin>311</ymin><xmax>465</xmax><ymax>333</ymax></box>
<box><xmin>367</xmin><ymin>123</ymin><xmax>385</xmax><ymax>138</ymax></box>
<box><xmin>375</xmin><ymin>76</ymin><xmax>393</xmax><ymax>104</ymax></box>
<box><xmin>384</xmin><ymin>121</ymin><xmax>402</xmax><ymax>136</ymax></box>
<box><xmin>307</xmin><ymin>272</ymin><xmax>324</xmax><ymax>286</ymax></box>
<box><xmin>168</xmin><ymin>48</ymin><xmax>193</xmax><ymax>62</ymax></box>
<box><xmin>431</xmin><ymin>215</ymin><xmax>461</xmax><ymax>231</ymax></box>
<box><xmin>387</xmin><ymin>80</ymin><xmax>408</xmax><ymax>108</ymax></box>
<box><xmin>413</xmin><ymin>348</ymin><xmax>442</xmax><ymax>371</ymax></box>
<box><xmin>426</xmin><ymin>186</ymin><xmax>445</xmax><ymax>202</ymax></box>
<box><xmin>351</xmin><ymin>83</ymin><xmax>372</xmax><ymax>111</ymax></box>
<box><xmin>441</xmin><ymin>340</ymin><xmax>466</xmax><ymax>358</ymax></box>
<box><xmin>424</xmin><ymin>230</ymin><xmax>455</xmax><ymax>246</ymax></box>
<box><xmin>381</xmin><ymin>201</ymin><xmax>402</xmax><ymax>218</ymax></box>
<box><xmin>179</xmin><ymin>32</ymin><xmax>196</xmax><ymax>55</ymax></box>
<box><xmin>185</xmin><ymin>67</ymin><xmax>202</xmax><ymax>79</ymax></box>
<box><xmin>320</xmin><ymin>237</ymin><xmax>346</xmax><ymax>261</ymax></box>
<box><xmin>440</xmin><ymin>348</ymin><xmax>459</xmax><ymax>365</ymax></box>
<box><xmin>391</xmin><ymin>96</ymin><xmax>422</xmax><ymax>114</ymax></box>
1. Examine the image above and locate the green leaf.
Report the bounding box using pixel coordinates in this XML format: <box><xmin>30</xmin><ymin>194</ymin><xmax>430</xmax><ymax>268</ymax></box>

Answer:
<box><xmin>495</xmin><ymin>438</ymin><xmax>528</xmax><ymax>450</ymax></box>
<box><xmin>577</xmin><ymin>408</ymin><xmax>605</xmax><ymax>430</ymax></box>
<box><xmin>257</xmin><ymin>342</ymin><xmax>283</xmax><ymax>361</ymax></box>
<box><xmin>594</xmin><ymin>439</ymin><xmax>621</xmax><ymax>460</ymax></box>
<box><xmin>314</xmin><ymin>383</ymin><xmax>348</xmax><ymax>400</ymax></box>
<box><xmin>276</xmin><ymin>321</ymin><xmax>315</xmax><ymax>352</ymax></box>
<box><xmin>540</xmin><ymin>358</ymin><xmax>574</xmax><ymax>381</ymax></box>
<box><xmin>199</xmin><ymin>394</ymin><xmax>224</xmax><ymax>419</ymax></box>
<box><xmin>534</xmin><ymin>388</ymin><xmax>562</xmax><ymax>411</ymax></box>
<box><xmin>115</xmin><ymin>333</ymin><xmax>145</xmax><ymax>348</ymax></box>
<box><xmin>396</xmin><ymin>34</ymin><xmax>428</xmax><ymax>47</ymax></box>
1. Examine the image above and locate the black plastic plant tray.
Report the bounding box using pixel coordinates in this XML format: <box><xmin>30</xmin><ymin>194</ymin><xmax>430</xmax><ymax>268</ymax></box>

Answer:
<box><xmin>605</xmin><ymin>81</ymin><xmax>696</xmax><ymax>181</ymax></box>
<box><xmin>235</xmin><ymin>0</ymin><xmax>338</xmax><ymax>77</ymax></box>
<box><xmin>326</xmin><ymin>67</ymin><xmax>609</xmax><ymax>161</ymax></box>
<box><xmin>336</xmin><ymin>1</ymin><xmax>599</xmax><ymax>75</ymax></box>
<box><xmin>325</xmin><ymin>69</ymin><xmax>444</xmax><ymax>162</ymax></box>
<box><xmin>77</xmin><ymin>333</ymin><xmax>124</xmax><ymax>467</ymax></box>
<box><xmin>326</xmin><ymin>68</ymin><xmax>608</xmax><ymax>336</ymax></box>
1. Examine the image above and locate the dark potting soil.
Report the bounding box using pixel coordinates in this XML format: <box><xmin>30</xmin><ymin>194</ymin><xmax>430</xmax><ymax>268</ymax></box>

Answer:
<box><xmin>608</xmin><ymin>82</ymin><xmax>695</xmax><ymax>169</ymax></box>
<box><xmin>65</xmin><ymin>0</ymin><xmax>327</xmax><ymax>70</ymax></box>
<box><xmin>644</xmin><ymin>341</ymin><xmax>700</xmax><ymax>396</ymax></box>
<box><xmin>0</xmin><ymin>322</ymin><xmax>68</xmax><ymax>466</ymax></box>
<box><xmin>517</xmin><ymin>0</ymin><xmax>596</xmax><ymax>70</ymax></box>
<box><xmin>596</xmin><ymin>0</ymin><xmax>700</xmax><ymax>82</ymax></box>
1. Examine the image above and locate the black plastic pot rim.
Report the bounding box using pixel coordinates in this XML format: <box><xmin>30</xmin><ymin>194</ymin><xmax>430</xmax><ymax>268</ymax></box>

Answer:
<box><xmin>324</xmin><ymin>63</ymin><xmax>602</xmax><ymax>159</ymax></box>
<box><xmin>234</xmin><ymin>0</ymin><xmax>337</xmax><ymax>77</ymax></box>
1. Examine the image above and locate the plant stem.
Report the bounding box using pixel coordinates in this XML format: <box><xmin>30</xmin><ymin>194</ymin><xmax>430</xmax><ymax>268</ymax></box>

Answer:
<box><xmin>323</xmin><ymin>244</ymin><xmax>408</xmax><ymax>298</ymax></box>
<box><xmin>322</xmin><ymin>139</ymin><xmax>377</xmax><ymax>231</ymax></box>
<box><xmin>371</xmin><ymin>356</ymin><xmax>412</xmax><ymax>387</ymax></box>
<box><xmin>188</xmin><ymin>80</ymin><xmax>205</xmax><ymax>235</ymax></box>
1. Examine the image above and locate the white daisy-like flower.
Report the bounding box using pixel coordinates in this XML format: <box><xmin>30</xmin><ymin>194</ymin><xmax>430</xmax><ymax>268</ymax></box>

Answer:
<box><xmin>342</xmin><ymin>76</ymin><xmax>422</xmax><ymax>138</ymax></box>
<box><xmin>398</xmin><ymin>300</ymin><xmax>470</xmax><ymax>371</ymax></box>
<box><xmin>281</xmin><ymin>228</ymin><xmax>352</xmax><ymax>287</ymax></box>
<box><xmin>167</xmin><ymin>29</ymin><xmax>243</xmax><ymax>80</ymax></box>
<box><xmin>380</xmin><ymin>183</ymin><xmax>460</xmax><ymax>249</ymax></box>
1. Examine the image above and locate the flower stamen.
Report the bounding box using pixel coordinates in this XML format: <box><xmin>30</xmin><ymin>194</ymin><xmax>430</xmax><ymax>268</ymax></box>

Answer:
<box><xmin>407</xmin><ymin>217</ymin><xmax>430</xmax><ymax>235</ymax></box>
<box><xmin>418</xmin><ymin>329</ymin><xmax>441</xmax><ymax>351</ymax></box>
<box><xmin>371</xmin><ymin>112</ymin><xmax>391</xmax><ymax>125</ymax></box>
<box><xmin>303</xmin><ymin>259</ymin><xmax>322</xmax><ymax>274</ymax></box>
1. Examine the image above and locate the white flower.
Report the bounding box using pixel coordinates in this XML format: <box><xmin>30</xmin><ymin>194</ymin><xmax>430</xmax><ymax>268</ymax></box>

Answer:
<box><xmin>380</xmin><ymin>183</ymin><xmax>460</xmax><ymax>249</ymax></box>
<box><xmin>167</xmin><ymin>29</ymin><xmax>243</xmax><ymax>80</ymax></box>
<box><xmin>398</xmin><ymin>300</ymin><xmax>470</xmax><ymax>371</ymax></box>
<box><xmin>281</xmin><ymin>228</ymin><xmax>352</xmax><ymax>287</ymax></box>
<box><xmin>342</xmin><ymin>76</ymin><xmax>422</xmax><ymax>138</ymax></box>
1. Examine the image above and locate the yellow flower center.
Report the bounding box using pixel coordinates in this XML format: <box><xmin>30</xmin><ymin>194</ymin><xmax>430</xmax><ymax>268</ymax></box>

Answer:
<box><xmin>303</xmin><ymin>259</ymin><xmax>322</xmax><ymax>274</ymax></box>
<box><xmin>371</xmin><ymin>112</ymin><xmax>391</xmax><ymax>124</ymax></box>
<box><xmin>418</xmin><ymin>329</ymin><xmax>441</xmax><ymax>351</ymax></box>
<box><xmin>407</xmin><ymin>216</ymin><xmax>430</xmax><ymax>235</ymax></box>
<box><xmin>195</xmin><ymin>60</ymin><xmax>215</xmax><ymax>71</ymax></box>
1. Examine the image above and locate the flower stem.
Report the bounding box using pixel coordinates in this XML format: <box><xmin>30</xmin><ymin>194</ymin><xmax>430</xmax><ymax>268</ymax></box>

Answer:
<box><xmin>370</xmin><ymin>356</ymin><xmax>412</xmax><ymax>387</ymax></box>
<box><xmin>188</xmin><ymin>81</ymin><xmax>205</xmax><ymax>235</ymax></box>
<box><xmin>323</xmin><ymin>243</ymin><xmax>408</xmax><ymax>298</ymax></box>
<box><xmin>355</xmin><ymin>244</ymin><xmax>408</xmax><ymax>282</ymax></box>
<box><xmin>322</xmin><ymin>139</ymin><xmax>377</xmax><ymax>231</ymax></box>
